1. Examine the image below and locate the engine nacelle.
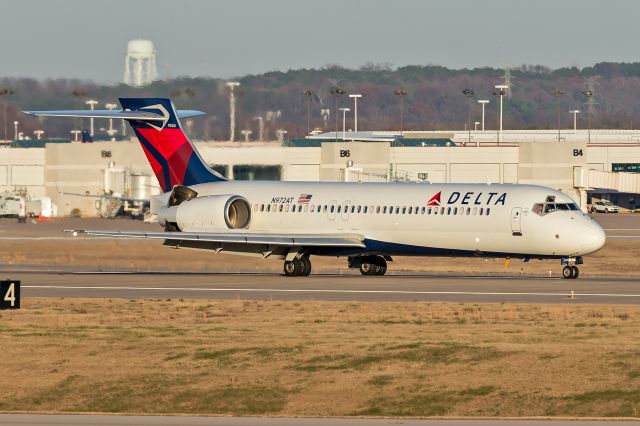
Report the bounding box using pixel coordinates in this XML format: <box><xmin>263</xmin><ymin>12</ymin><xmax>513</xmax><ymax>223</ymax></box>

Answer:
<box><xmin>158</xmin><ymin>195</ymin><xmax>251</xmax><ymax>231</ymax></box>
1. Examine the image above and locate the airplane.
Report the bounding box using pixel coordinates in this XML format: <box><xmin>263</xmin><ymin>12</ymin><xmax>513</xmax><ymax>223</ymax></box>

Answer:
<box><xmin>25</xmin><ymin>98</ymin><xmax>606</xmax><ymax>279</ymax></box>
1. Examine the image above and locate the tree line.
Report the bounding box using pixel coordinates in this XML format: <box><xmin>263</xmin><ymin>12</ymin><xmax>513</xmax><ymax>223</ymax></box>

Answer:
<box><xmin>4</xmin><ymin>61</ymin><xmax>640</xmax><ymax>141</ymax></box>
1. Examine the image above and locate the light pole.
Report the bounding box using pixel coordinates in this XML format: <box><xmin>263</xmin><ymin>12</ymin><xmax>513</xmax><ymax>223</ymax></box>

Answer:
<box><xmin>70</xmin><ymin>130</ymin><xmax>81</xmax><ymax>142</ymax></box>
<box><xmin>85</xmin><ymin>99</ymin><xmax>98</xmax><ymax>136</ymax></box>
<box><xmin>13</xmin><ymin>121</ymin><xmax>18</xmax><ymax>140</ymax></box>
<box><xmin>349</xmin><ymin>94</ymin><xmax>362</xmax><ymax>132</ymax></box>
<box><xmin>253</xmin><ymin>116</ymin><xmax>264</xmax><ymax>141</ymax></box>
<box><xmin>477</xmin><ymin>99</ymin><xmax>489</xmax><ymax>131</ymax></box>
<box><xmin>33</xmin><ymin>130</ymin><xmax>44</xmax><ymax>140</ymax></box>
<box><xmin>582</xmin><ymin>91</ymin><xmax>593</xmax><ymax>143</ymax></box>
<box><xmin>394</xmin><ymin>90</ymin><xmax>407</xmax><ymax>136</ymax></box>
<box><xmin>105</xmin><ymin>103</ymin><xmax>118</xmax><ymax>136</ymax></box>
<box><xmin>330</xmin><ymin>87</ymin><xmax>346</xmax><ymax>141</ymax></box>
<box><xmin>303</xmin><ymin>90</ymin><xmax>313</xmax><ymax>135</ymax></box>
<box><xmin>339</xmin><ymin>107</ymin><xmax>350</xmax><ymax>140</ymax></box>
<box><xmin>0</xmin><ymin>88</ymin><xmax>15</xmax><ymax>142</ymax></box>
<box><xmin>493</xmin><ymin>85</ymin><xmax>508</xmax><ymax>144</ymax></box>
<box><xmin>462</xmin><ymin>89</ymin><xmax>475</xmax><ymax>144</ymax></box>
<box><xmin>550</xmin><ymin>89</ymin><xmax>564</xmax><ymax>142</ymax></box>
<box><xmin>569</xmin><ymin>110</ymin><xmax>580</xmax><ymax>131</ymax></box>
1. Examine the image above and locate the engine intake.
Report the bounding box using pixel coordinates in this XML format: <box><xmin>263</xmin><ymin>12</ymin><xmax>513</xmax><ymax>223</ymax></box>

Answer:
<box><xmin>224</xmin><ymin>196</ymin><xmax>251</xmax><ymax>229</ymax></box>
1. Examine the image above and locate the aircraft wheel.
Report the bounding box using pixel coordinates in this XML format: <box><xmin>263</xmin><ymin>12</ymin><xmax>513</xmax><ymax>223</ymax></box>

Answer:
<box><xmin>300</xmin><ymin>256</ymin><xmax>312</xmax><ymax>276</ymax></box>
<box><xmin>284</xmin><ymin>260</ymin><xmax>302</xmax><ymax>277</ymax></box>
<box><xmin>371</xmin><ymin>256</ymin><xmax>387</xmax><ymax>275</ymax></box>
<box><xmin>571</xmin><ymin>266</ymin><xmax>579</xmax><ymax>279</ymax></box>
<box><xmin>360</xmin><ymin>261</ymin><xmax>374</xmax><ymax>275</ymax></box>
<box><xmin>562</xmin><ymin>266</ymin><xmax>573</xmax><ymax>279</ymax></box>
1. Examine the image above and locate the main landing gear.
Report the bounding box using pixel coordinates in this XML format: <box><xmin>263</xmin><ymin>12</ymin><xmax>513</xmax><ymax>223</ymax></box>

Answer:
<box><xmin>283</xmin><ymin>255</ymin><xmax>311</xmax><ymax>277</ymax></box>
<box><xmin>350</xmin><ymin>255</ymin><xmax>388</xmax><ymax>276</ymax></box>
<box><xmin>561</xmin><ymin>257</ymin><xmax>582</xmax><ymax>279</ymax></box>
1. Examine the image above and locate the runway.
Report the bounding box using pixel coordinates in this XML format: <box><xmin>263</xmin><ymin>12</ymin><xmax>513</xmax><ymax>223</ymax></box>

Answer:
<box><xmin>10</xmin><ymin>271</ymin><xmax>640</xmax><ymax>304</ymax></box>
<box><xmin>1</xmin><ymin>414</ymin><xmax>639</xmax><ymax>426</ymax></box>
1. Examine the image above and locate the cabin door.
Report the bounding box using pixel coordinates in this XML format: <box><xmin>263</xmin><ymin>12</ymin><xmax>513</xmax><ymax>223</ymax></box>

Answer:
<box><xmin>511</xmin><ymin>207</ymin><xmax>522</xmax><ymax>236</ymax></box>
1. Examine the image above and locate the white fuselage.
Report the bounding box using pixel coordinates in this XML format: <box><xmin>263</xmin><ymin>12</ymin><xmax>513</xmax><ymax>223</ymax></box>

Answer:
<box><xmin>159</xmin><ymin>181</ymin><xmax>606</xmax><ymax>259</ymax></box>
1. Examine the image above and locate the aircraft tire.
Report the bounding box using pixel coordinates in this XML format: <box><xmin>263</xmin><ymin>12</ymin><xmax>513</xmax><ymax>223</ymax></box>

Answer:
<box><xmin>562</xmin><ymin>266</ymin><xmax>573</xmax><ymax>279</ymax></box>
<box><xmin>300</xmin><ymin>256</ymin><xmax>312</xmax><ymax>276</ymax></box>
<box><xmin>284</xmin><ymin>260</ymin><xmax>302</xmax><ymax>277</ymax></box>
<box><xmin>373</xmin><ymin>256</ymin><xmax>387</xmax><ymax>275</ymax></box>
<box><xmin>360</xmin><ymin>260</ymin><xmax>374</xmax><ymax>276</ymax></box>
<box><xmin>571</xmin><ymin>266</ymin><xmax>579</xmax><ymax>279</ymax></box>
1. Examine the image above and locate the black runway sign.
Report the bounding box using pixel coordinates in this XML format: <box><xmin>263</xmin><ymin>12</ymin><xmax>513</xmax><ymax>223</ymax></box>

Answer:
<box><xmin>1</xmin><ymin>280</ymin><xmax>20</xmax><ymax>309</ymax></box>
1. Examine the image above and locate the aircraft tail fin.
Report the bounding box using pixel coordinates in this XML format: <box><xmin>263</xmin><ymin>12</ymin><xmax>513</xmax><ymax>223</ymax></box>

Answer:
<box><xmin>25</xmin><ymin>98</ymin><xmax>226</xmax><ymax>192</ymax></box>
<box><xmin>119</xmin><ymin>98</ymin><xmax>226</xmax><ymax>192</ymax></box>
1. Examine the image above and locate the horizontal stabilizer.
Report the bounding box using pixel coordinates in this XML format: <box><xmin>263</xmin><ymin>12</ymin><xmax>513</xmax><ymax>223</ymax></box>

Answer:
<box><xmin>23</xmin><ymin>109</ymin><xmax>205</xmax><ymax>121</ymax></box>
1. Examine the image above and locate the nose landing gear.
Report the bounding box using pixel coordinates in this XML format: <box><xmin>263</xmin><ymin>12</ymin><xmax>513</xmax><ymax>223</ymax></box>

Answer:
<box><xmin>561</xmin><ymin>257</ymin><xmax>582</xmax><ymax>279</ymax></box>
<box><xmin>562</xmin><ymin>265</ymin><xmax>579</xmax><ymax>279</ymax></box>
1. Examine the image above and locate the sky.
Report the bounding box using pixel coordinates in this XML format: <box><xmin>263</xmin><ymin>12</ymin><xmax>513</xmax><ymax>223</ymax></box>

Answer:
<box><xmin>1</xmin><ymin>0</ymin><xmax>639</xmax><ymax>83</ymax></box>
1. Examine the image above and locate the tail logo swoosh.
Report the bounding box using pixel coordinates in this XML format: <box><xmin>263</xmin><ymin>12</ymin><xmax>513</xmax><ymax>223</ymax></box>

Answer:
<box><xmin>140</xmin><ymin>103</ymin><xmax>170</xmax><ymax>131</ymax></box>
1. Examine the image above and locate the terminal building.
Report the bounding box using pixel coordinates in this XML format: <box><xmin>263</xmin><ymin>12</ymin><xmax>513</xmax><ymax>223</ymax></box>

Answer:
<box><xmin>2</xmin><ymin>128</ymin><xmax>640</xmax><ymax>217</ymax></box>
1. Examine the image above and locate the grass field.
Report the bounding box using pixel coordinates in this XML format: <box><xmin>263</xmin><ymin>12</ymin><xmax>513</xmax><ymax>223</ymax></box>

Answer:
<box><xmin>2</xmin><ymin>298</ymin><xmax>640</xmax><ymax>417</ymax></box>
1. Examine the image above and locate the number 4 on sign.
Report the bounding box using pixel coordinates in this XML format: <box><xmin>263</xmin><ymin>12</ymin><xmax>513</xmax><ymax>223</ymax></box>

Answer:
<box><xmin>4</xmin><ymin>283</ymin><xmax>15</xmax><ymax>307</ymax></box>
<box><xmin>1</xmin><ymin>280</ymin><xmax>20</xmax><ymax>310</ymax></box>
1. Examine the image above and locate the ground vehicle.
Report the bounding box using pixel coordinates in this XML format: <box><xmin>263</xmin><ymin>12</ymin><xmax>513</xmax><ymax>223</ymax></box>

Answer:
<box><xmin>592</xmin><ymin>201</ymin><xmax>619</xmax><ymax>214</ymax></box>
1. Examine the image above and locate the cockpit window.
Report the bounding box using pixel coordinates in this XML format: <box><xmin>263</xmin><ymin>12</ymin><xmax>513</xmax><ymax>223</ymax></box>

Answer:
<box><xmin>534</xmin><ymin>201</ymin><xmax>581</xmax><ymax>216</ymax></box>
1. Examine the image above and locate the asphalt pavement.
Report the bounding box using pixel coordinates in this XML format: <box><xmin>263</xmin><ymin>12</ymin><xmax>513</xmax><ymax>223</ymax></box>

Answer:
<box><xmin>9</xmin><ymin>270</ymin><xmax>640</xmax><ymax>304</ymax></box>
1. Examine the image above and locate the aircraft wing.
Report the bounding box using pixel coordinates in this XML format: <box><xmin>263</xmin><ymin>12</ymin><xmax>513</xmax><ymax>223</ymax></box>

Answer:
<box><xmin>59</xmin><ymin>191</ymin><xmax>149</xmax><ymax>203</ymax></box>
<box><xmin>67</xmin><ymin>229</ymin><xmax>365</xmax><ymax>248</ymax></box>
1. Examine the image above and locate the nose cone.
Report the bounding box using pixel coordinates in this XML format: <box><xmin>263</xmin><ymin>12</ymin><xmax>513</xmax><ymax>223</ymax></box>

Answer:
<box><xmin>581</xmin><ymin>219</ymin><xmax>606</xmax><ymax>254</ymax></box>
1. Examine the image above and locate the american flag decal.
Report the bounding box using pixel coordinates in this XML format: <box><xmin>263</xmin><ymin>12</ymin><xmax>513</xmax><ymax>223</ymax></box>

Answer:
<box><xmin>298</xmin><ymin>194</ymin><xmax>313</xmax><ymax>204</ymax></box>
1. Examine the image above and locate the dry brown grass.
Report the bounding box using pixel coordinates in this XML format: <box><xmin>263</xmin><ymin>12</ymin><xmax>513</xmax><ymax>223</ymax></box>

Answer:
<box><xmin>1</xmin><ymin>239</ymin><xmax>639</xmax><ymax>276</ymax></box>
<box><xmin>2</xmin><ymin>298</ymin><xmax>640</xmax><ymax>417</ymax></box>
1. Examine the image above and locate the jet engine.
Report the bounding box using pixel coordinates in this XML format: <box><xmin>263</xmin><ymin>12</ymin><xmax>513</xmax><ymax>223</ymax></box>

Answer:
<box><xmin>159</xmin><ymin>187</ymin><xmax>251</xmax><ymax>232</ymax></box>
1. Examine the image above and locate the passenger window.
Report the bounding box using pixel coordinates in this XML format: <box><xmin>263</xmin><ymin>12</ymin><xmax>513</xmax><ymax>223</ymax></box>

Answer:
<box><xmin>343</xmin><ymin>205</ymin><xmax>348</xmax><ymax>212</ymax></box>
<box><xmin>453</xmin><ymin>207</ymin><xmax>458</xmax><ymax>215</ymax></box>
<box><xmin>382</xmin><ymin>206</ymin><xmax>387</xmax><ymax>214</ymax></box>
<box><xmin>440</xmin><ymin>207</ymin><xmax>445</xmax><ymax>215</ymax></box>
<box><xmin>479</xmin><ymin>207</ymin><xmax>484</xmax><ymax>215</ymax></box>
<box><xmin>433</xmin><ymin>207</ymin><xmax>437</xmax><ymax>215</ymax></box>
<box><xmin>363</xmin><ymin>206</ymin><xmax>367</xmax><ymax>213</ymax></box>
<box><xmin>323</xmin><ymin>205</ymin><xmax>328</xmax><ymax>213</ymax></box>
<box><xmin>447</xmin><ymin>207</ymin><xmax>451</xmax><ymax>215</ymax></box>
<box><xmin>260</xmin><ymin>204</ymin><xmax>265</xmax><ymax>212</ymax></box>
<box><xmin>356</xmin><ymin>206</ymin><xmax>361</xmax><ymax>213</ymax></box>
<box><xmin>486</xmin><ymin>208</ymin><xmax>491</xmax><ymax>215</ymax></box>
<box><xmin>421</xmin><ymin>207</ymin><xmax>426</xmax><ymax>214</ymax></box>
<box><xmin>472</xmin><ymin>207</ymin><xmax>477</xmax><ymax>215</ymax></box>
<box><xmin>310</xmin><ymin>205</ymin><xmax>315</xmax><ymax>212</ymax></box>
<box><xmin>285</xmin><ymin>205</ymin><xmax>290</xmax><ymax>212</ymax></box>
<box><xmin>376</xmin><ymin>206</ymin><xmax>381</xmax><ymax>214</ymax></box>
<box><xmin>466</xmin><ymin>207</ymin><xmax>471</xmax><ymax>215</ymax></box>
<box><xmin>395</xmin><ymin>207</ymin><xmax>400</xmax><ymax>214</ymax></box>
<box><xmin>304</xmin><ymin>205</ymin><xmax>308</xmax><ymax>212</ymax></box>
<box><xmin>408</xmin><ymin>207</ymin><xmax>413</xmax><ymax>214</ymax></box>
<box><xmin>389</xmin><ymin>206</ymin><xmax>394</xmax><ymax>214</ymax></box>
<box><xmin>266</xmin><ymin>204</ymin><xmax>270</xmax><ymax>212</ymax></box>
<box><xmin>330</xmin><ymin>205</ymin><xmax>334</xmax><ymax>213</ymax></box>
<box><xmin>402</xmin><ymin>207</ymin><xmax>407</xmax><ymax>214</ymax></box>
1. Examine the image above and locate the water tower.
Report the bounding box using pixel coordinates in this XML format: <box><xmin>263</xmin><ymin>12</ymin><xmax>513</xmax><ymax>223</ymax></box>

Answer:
<box><xmin>124</xmin><ymin>39</ymin><xmax>157</xmax><ymax>87</ymax></box>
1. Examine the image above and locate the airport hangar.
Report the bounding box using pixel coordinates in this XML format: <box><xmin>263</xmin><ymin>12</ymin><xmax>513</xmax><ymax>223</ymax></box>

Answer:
<box><xmin>2</xmin><ymin>128</ymin><xmax>640</xmax><ymax>217</ymax></box>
